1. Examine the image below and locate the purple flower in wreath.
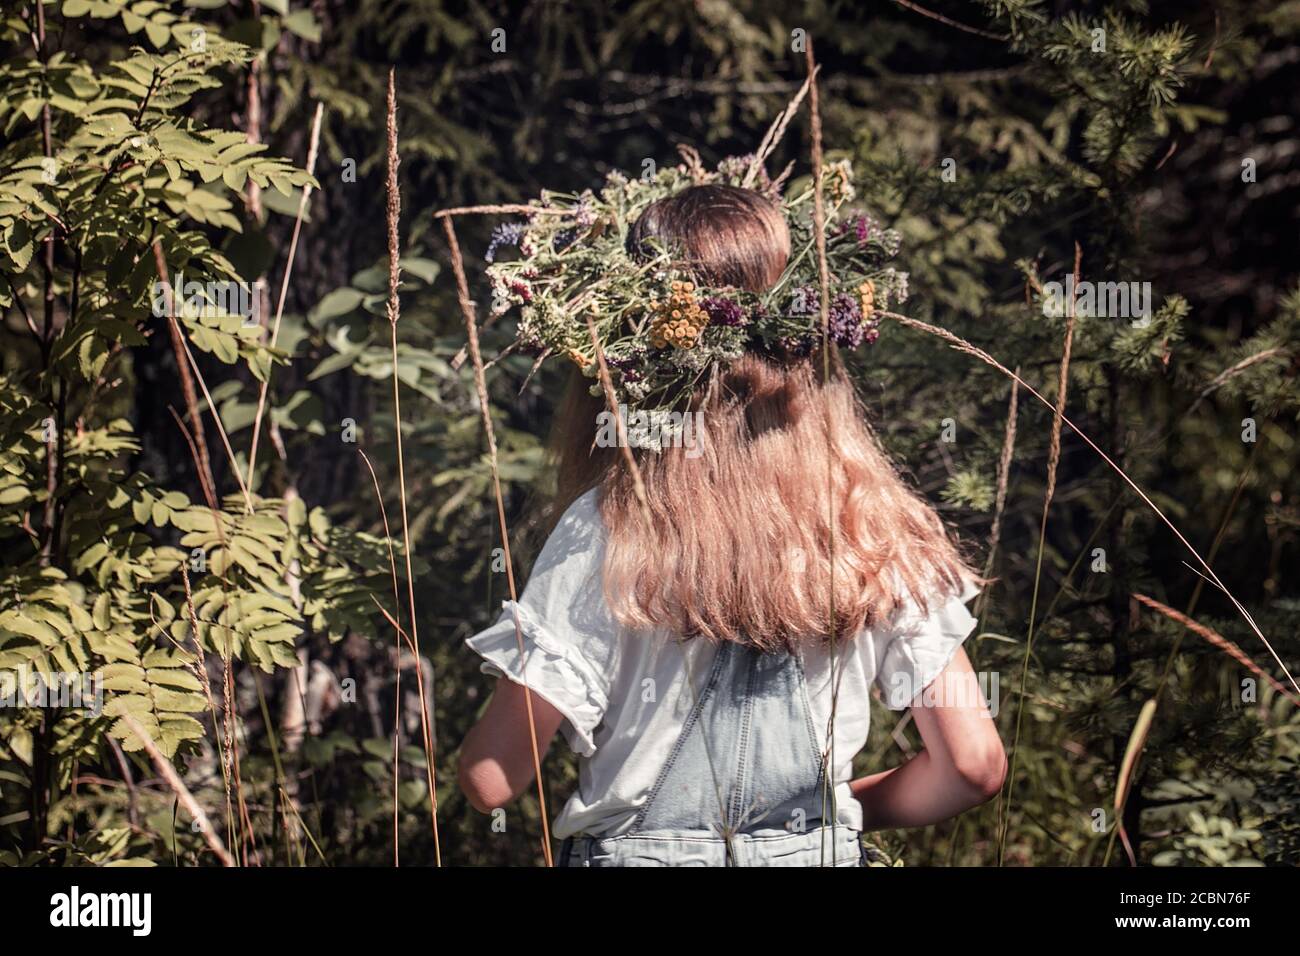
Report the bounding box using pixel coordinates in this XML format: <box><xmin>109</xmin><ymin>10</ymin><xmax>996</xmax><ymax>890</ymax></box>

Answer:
<box><xmin>606</xmin><ymin>352</ymin><xmax>646</xmax><ymax>384</ymax></box>
<box><xmin>782</xmin><ymin>289</ymin><xmax>869</xmax><ymax>349</ymax></box>
<box><xmin>485</xmin><ymin>222</ymin><xmax>526</xmax><ymax>263</ymax></box>
<box><xmin>835</xmin><ymin>213</ymin><xmax>878</xmax><ymax>246</ymax></box>
<box><xmin>701</xmin><ymin>296</ymin><xmax>748</xmax><ymax>328</ymax></box>
<box><xmin>827</xmin><ymin>292</ymin><xmax>864</xmax><ymax>348</ymax></box>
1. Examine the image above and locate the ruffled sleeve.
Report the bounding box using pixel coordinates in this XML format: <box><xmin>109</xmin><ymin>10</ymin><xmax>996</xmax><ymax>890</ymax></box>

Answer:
<box><xmin>464</xmin><ymin>491</ymin><xmax>617</xmax><ymax>757</ymax></box>
<box><xmin>872</xmin><ymin>576</ymin><xmax>981</xmax><ymax>711</ymax></box>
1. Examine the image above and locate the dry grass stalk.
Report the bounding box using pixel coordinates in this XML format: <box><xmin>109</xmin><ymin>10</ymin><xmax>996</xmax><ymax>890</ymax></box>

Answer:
<box><xmin>1183</xmin><ymin>446</ymin><xmax>1258</xmax><ymax>618</ymax></box>
<box><xmin>1186</xmin><ymin>346</ymin><xmax>1284</xmax><ymax>418</ymax></box>
<box><xmin>1113</xmin><ymin>698</ymin><xmax>1157</xmax><ymax>866</ymax></box>
<box><xmin>442</xmin><ymin>209</ymin><xmax>554</xmax><ymax>867</ymax></box>
<box><xmin>977</xmin><ymin>373</ymin><xmax>1020</xmax><ymax>617</ymax></box>
<box><xmin>877</xmin><ymin>308</ymin><xmax>1298</xmax><ymax>697</ymax></box>
<box><xmin>246</xmin><ymin>102</ymin><xmax>325</xmax><ymax>493</ymax></box>
<box><xmin>367</xmin><ymin>596</ymin><xmax>443</xmax><ymax>865</ymax></box>
<box><xmin>178</xmin><ymin>561</ymin><xmax>233</xmax><ymax>851</ymax></box>
<box><xmin>276</xmin><ymin>783</ymin><xmax>327</xmax><ymax>865</ymax></box>
<box><xmin>581</xmin><ymin>320</ymin><xmax>741</xmax><ymax>856</ymax></box>
<box><xmin>151</xmin><ymin>241</ymin><xmax>254</xmax><ymax>512</ymax></box>
<box><xmin>167</xmin><ymin>405</ymin><xmax>258</xmax><ymax>865</ymax></box>
<box><xmin>434</xmin><ymin>204</ymin><xmax>572</xmax><ymax>219</ymax></box>
<box><xmin>805</xmin><ymin>53</ymin><xmax>831</xmax><ymax>338</ymax></box>
<box><xmin>584</xmin><ymin>314</ymin><xmax>651</xmax><ymax>516</ymax></box>
<box><xmin>120</xmin><ymin>714</ymin><xmax>236</xmax><ymax>867</ymax></box>
<box><xmin>803</xmin><ymin>38</ymin><xmax>845</xmax><ymax>867</ymax></box>
<box><xmin>384</xmin><ymin>71</ymin><xmax>442</xmax><ymax>866</ymax></box>
<box><xmin>1133</xmin><ymin>593</ymin><xmax>1300</xmax><ymax>706</ymax></box>
<box><xmin>1044</xmin><ymin>242</ymin><xmax>1080</xmax><ymax>504</ymax></box>
<box><xmin>359</xmin><ymin>448</ymin><xmax>405</xmax><ymax>867</ymax></box>
<box><xmin>150</xmin><ymin>243</ymin><xmax>213</xmax><ymax>488</ymax></box>
<box><xmin>1003</xmin><ymin>244</ymin><xmax>1076</xmax><ymax>862</ymax></box>
<box><xmin>743</xmin><ymin>68</ymin><xmax>817</xmax><ymax>188</ymax></box>
<box><xmin>890</xmin><ymin>0</ymin><xmax>1010</xmax><ymax>41</ymax></box>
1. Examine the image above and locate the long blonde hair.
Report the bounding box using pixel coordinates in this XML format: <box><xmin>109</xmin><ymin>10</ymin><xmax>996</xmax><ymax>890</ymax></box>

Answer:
<box><xmin>546</xmin><ymin>185</ymin><xmax>973</xmax><ymax>650</ymax></box>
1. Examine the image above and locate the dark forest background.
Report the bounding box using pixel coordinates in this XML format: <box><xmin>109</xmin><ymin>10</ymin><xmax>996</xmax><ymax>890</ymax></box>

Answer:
<box><xmin>1</xmin><ymin>0</ymin><xmax>1298</xmax><ymax>866</ymax></box>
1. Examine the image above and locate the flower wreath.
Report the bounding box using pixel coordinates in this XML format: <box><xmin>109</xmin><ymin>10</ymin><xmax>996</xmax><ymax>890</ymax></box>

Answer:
<box><xmin>483</xmin><ymin>149</ymin><xmax>909</xmax><ymax>447</ymax></box>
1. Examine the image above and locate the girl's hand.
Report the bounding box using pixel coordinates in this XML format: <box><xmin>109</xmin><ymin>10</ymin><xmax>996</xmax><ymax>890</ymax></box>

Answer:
<box><xmin>851</xmin><ymin>648</ymin><xmax>1006</xmax><ymax>830</ymax></box>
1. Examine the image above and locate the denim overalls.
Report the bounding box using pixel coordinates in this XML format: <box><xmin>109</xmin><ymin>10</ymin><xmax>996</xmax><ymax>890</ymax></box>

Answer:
<box><xmin>558</xmin><ymin>640</ymin><xmax>867</xmax><ymax>867</ymax></box>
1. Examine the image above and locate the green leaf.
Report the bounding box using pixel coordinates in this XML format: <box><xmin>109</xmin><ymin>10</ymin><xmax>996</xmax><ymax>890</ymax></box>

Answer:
<box><xmin>400</xmin><ymin>257</ymin><xmax>440</xmax><ymax>284</ymax></box>
<box><xmin>92</xmin><ymin>593</ymin><xmax>111</xmax><ymax>630</ymax></box>
<box><xmin>307</xmin><ymin>349</ymin><xmax>361</xmax><ymax>381</ymax></box>
<box><xmin>310</xmin><ymin>287</ymin><xmax>365</xmax><ymax>323</ymax></box>
<box><xmin>144</xmin><ymin>20</ymin><xmax>172</xmax><ymax>48</ymax></box>
<box><xmin>260</xmin><ymin>184</ymin><xmax>310</xmax><ymax>220</ymax></box>
<box><xmin>282</xmin><ymin>9</ymin><xmax>321</xmax><ymax>42</ymax></box>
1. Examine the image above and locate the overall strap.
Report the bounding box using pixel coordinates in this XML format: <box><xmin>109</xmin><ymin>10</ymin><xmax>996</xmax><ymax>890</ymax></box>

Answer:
<box><xmin>630</xmin><ymin>640</ymin><xmax>826</xmax><ymax>838</ymax></box>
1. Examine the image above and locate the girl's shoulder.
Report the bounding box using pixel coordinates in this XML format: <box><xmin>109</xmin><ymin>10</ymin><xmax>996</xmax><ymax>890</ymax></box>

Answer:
<box><xmin>519</xmin><ymin>487</ymin><xmax>610</xmax><ymax>619</ymax></box>
<box><xmin>863</xmin><ymin>574</ymin><xmax>982</xmax><ymax>711</ymax></box>
<box><xmin>548</xmin><ymin>487</ymin><xmax>604</xmax><ymax>542</ymax></box>
<box><xmin>466</xmin><ymin>488</ymin><xmax>618</xmax><ymax>758</ymax></box>
<box><xmin>886</xmin><ymin>573</ymin><xmax>981</xmax><ymax>632</ymax></box>
<box><xmin>532</xmin><ymin>488</ymin><xmax>606</xmax><ymax>582</ymax></box>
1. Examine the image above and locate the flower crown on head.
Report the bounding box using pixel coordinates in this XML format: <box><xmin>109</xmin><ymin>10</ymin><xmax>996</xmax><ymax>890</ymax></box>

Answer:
<box><xmin>484</xmin><ymin>148</ymin><xmax>909</xmax><ymax>435</ymax></box>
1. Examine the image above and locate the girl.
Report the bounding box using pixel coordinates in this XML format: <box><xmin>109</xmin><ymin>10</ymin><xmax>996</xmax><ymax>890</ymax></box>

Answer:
<box><xmin>458</xmin><ymin>183</ymin><xmax>1006</xmax><ymax>867</ymax></box>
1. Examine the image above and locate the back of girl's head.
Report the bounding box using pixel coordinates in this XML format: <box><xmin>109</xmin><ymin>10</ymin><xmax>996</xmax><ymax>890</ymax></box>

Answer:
<box><xmin>548</xmin><ymin>183</ymin><xmax>970</xmax><ymax>649</ymax></box>
<box><xmin>625</xmin><ymin>184</ymin><xmax>791</xmax><ymax>293</ymax></box>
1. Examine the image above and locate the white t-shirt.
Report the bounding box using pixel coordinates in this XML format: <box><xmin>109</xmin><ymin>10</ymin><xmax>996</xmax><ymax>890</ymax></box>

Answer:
<box><xmin>466</xmin><ymin>488</ymin><xmax>980</xmax><ymax>839</ymax></box>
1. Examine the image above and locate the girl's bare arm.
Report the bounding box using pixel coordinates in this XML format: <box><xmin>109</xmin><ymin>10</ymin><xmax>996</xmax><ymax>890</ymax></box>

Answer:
<box><xmin>458</xmin><ymin>680</ymin><xmax>565</xmax><ymax>813</ymax></box>
<box><xmin>850</xmin><ymin>648</ymin><xmax>1006</xmax><ymax>830</ymax></box>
